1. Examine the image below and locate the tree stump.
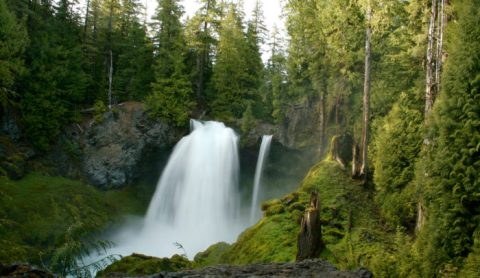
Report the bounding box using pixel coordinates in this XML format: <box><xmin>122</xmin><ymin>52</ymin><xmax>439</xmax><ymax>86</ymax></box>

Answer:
<box><xmin>296</xmin><ymin>192</ymin><xmax>324</xmax><ymax>261</ymax></box>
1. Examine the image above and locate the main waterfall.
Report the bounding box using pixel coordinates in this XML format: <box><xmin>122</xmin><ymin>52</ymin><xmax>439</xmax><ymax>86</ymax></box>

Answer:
<box><xmin>142</xmin><ymin>120</ymin><xmax>242</xmax><ymax>256</ymax></box>
<box><xmin>96</xmin><ymin>120</ymin><xmax>245</xmax><ymax>259</ymax></box>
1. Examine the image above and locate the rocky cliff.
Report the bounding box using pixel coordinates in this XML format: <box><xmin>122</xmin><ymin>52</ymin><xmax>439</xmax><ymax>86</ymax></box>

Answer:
<box><xmin>80</xmin><ymin>102</ymin><xmax>180</xmax><ymax>189</ymax></box>
<box><xmin>32</xmin><ymin>102</ymin><xmax>181</xmax><ymax>189</ymax></box>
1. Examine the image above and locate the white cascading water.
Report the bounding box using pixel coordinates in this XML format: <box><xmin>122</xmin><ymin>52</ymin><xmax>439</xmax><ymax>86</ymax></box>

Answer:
<box><xmin>93</xmin><ymin>120</ymin><xmax>246</xmax><ymax>259</ymax></box>
<box><xmin>249</xmin><ymin>135</ymin><xmax>273</xmax><ymax>223</ymax></box>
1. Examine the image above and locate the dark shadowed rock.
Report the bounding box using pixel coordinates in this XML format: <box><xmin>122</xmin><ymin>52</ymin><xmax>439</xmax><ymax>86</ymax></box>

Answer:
<box><xmin>101</xmin><ymin>259</ymin><xmax>372</xmax><ymax>278</ymax></box>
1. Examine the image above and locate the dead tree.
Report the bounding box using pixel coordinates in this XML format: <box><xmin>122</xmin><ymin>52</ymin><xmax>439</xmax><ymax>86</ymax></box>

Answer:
<box><xmin>360</xmin><ymin>3</ymin><xmax>372</xmax><ymax>182</ymax></box>
<box><xmin>296</xmin><ymin>192</ymin><xmax>324</xmax><ymax>261</ymax></box>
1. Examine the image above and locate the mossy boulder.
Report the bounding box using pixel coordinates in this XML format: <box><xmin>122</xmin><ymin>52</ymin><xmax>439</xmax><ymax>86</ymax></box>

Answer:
<box><xmin>193</xmin><ymin>242</ymin><xmax>231</xmax><ymax>267</ymax></box>
<box><xmin>97</xmin><ymin>253</ymin><xmax>191</xmax><ymax>277</ymax></box>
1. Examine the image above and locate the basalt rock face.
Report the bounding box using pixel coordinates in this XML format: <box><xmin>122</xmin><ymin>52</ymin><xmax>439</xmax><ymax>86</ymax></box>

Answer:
<box><xmin>81</xmin><ymin>102</ymin><xmax>179</xmax><ymax>189</ymax></box>
<box><xmin>102</xmin><ymin>259</ymin><xmax>372</xmax><ymax>278</ymax></box>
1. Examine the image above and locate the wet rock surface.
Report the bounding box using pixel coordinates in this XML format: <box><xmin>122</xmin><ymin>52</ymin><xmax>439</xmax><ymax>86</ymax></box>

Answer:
<box><xmin>104</xmin><ymin>259</ymin><xmax>372</xmax><ymax>278</ymax></box>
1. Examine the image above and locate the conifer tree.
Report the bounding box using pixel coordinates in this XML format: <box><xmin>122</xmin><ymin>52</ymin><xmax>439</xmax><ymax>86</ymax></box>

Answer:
<box><xmin>147</xmin><ymin>0</ymin><xmax>193</xmax><ymax>126</ymax></box>
<box><xmin>209</xmin><ymin>3</ymin><xmax>250</xmax><ymax>121</ymax></box>
<box><xmin>114</xmin><ymin>0</ymin><xmax>153</xmax><ymax>101</ymax></box>
<box><xmin>0</xmin><ymin>0</ymin><xmax>27</xmax><ymax>110</ymax></box>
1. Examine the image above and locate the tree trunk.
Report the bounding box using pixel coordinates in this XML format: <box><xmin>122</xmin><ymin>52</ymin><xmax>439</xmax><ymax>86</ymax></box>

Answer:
<box><xmin>425</xmin><ymin>0</ymin><xmax>437</xmax><ymax>120</ymax></box>
<box><xmin>319</xmin><ymin>89</ymin><xmax>325</xmax><ymax>156</ymax></box>
<box><xmin>296</xmin><ymin>192</ymin><xmax>323</xmax><ymax>261</ymax></box>
<box><xmin>335</xmin><ymin>94</ymin><xmax>340</xmax><ymax>135</ymax></box>
<box><xmin>416</xmin><ymin>197</ymin><xmax>426</xmax><ymax>233</ymax></box>
<box><xmin>108</xmin><ymin>50</ymin><xmax>113</xmax><ymax>111</ymax></box>
<box><xmin>435</xmin><ymin>0</ymin><xmax>445</xmax><ymax>93</ymax></box>
<box><xmin>360</xmin><ymin>4</ymin><xmax>372</xmax><ymax>181</ymax></box>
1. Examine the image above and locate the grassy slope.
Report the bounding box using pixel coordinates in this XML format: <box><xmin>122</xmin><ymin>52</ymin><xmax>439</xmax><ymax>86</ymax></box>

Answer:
<box><xmin>0</xmin><ymin>172</ymin><xmax>150</xmax><ymax>265</ymax></box>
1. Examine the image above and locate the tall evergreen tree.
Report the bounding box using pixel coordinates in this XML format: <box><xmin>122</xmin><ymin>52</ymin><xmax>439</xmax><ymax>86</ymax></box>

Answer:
<box><xmin>209</xmin><ymin>3</ymin><xmax>249</xmax><ymax>121</ymax></box>
<box><xmin>267</xmin><ymin>26</ymin><xmax>287</xmax><ymax>124</ymax></box>
<box><xmin>114</xmin><ymin>0</ymin><xmax>154</xmax><ymax>101</ymax></box>
<box><xmin>244</xmin><ymin>0</ymin><xmax>266</xmax><ymax>118</ymax></box>
<box><xmin>0</xmin><ymin>0</ymin><xmax>27</xmax><ymax>110</ymax></box>
<box><xmin>147</xmin><ymin>0</ymin><xmax>193</xmax><ymax>126</ymax></box>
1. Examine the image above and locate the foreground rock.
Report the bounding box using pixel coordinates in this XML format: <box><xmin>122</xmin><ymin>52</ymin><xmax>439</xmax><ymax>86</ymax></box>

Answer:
<box><xmin>0</xmin><ymin>263</ymin><xmax>54</xmax><ymax>278</ymax></box>
<box><xmin>102</xmin><ymin>259</ymin><xmax>371</xmax><ymax>278</ymax></box>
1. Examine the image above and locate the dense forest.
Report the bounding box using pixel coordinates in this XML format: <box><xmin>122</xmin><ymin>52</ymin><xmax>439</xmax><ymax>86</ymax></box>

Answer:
<box><xmin>0</xmin><ymin>0</ymin><xmax>479</xmax><ymax>277</ymax></box>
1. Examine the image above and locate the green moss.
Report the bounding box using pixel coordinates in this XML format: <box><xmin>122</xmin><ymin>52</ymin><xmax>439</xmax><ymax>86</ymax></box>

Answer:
<box><xmin>97</xmin><ymin>253</ymin><xmax>191</xmax><ymax>276</ymax></box>
<box><xmin>0</xmin><ymin>173</ymin><xmax>149</xmax><ymax>267</ymax></box>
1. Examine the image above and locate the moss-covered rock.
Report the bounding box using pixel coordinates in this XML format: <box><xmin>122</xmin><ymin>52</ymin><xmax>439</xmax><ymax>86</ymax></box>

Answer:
<box><xmin>193</xmin><ymin>242</ymin><xmax>231</xmax><ymax>267</ymax></box>
<box><xmin>97</xmin><ymin>253</ymin><xmax>191</xmax><ymax>277</ymax></box>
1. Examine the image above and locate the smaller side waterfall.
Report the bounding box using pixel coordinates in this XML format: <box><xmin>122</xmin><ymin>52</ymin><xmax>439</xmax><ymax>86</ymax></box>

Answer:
<box><xmin>250</xmin><ymin>135</ymin><xmax>273</xmax><ymax>223</ymax></box>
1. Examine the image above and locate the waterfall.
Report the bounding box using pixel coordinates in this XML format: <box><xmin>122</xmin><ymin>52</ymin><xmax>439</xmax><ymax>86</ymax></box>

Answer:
<box><xmin>94</xmin><ymin>120</ymin><xmax>245</xmax><ymax>259</ymax></box>
<box><xmin>250</xmin><ymin>135</ymin><xmax>273</xmax><ymax>223</ymax></box>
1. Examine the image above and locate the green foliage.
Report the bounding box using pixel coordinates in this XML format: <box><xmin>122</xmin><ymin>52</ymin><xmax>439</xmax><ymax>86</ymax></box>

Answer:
<box><xmin>459</xmin><ymin>227</ymin><xmax>480</xmax><ymax>277</ymax></box>
<box><xmin>241</xmin><ymin>103</ymin><xmax>255</xmax><ymax>134</ymax></box>
<box><xmin>372</xmin><ymin>93</ymin><xmax>423</xmax><ymax>229</ymax></box>
<box><xmin>94</xmin><ymin>99</ymin><xmax>107</xmax><ymax>123</ymax></box>
<box><xmin>413</xmin><ymin>0</ymin><xmax>480</xmax><ymax>275</ymax></box>
<box><xmin>97</xmin><ymin>253</ymin><xmax>191</xmax><ymax>277</ymax></box>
